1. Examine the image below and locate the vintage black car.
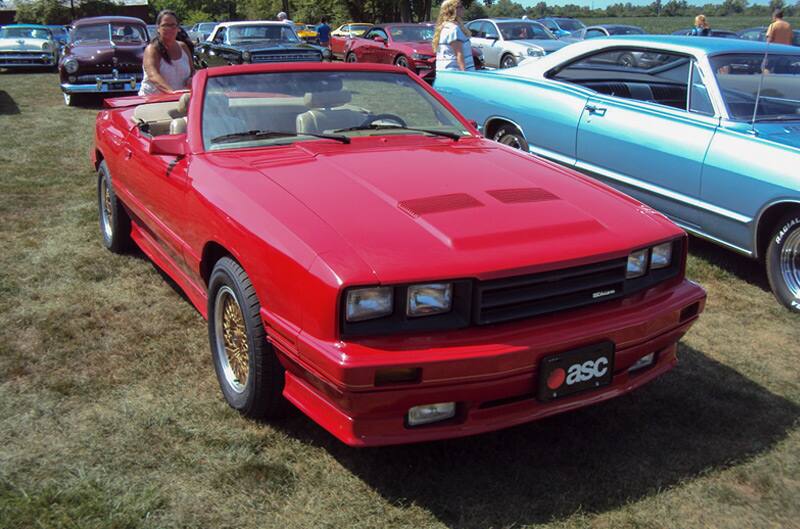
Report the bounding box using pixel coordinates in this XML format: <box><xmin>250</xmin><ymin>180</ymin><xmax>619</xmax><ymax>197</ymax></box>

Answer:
<box><xmin>195</xmin><ymin>21</ymin><xmax>329</xmax><ymax>67</ymax></box>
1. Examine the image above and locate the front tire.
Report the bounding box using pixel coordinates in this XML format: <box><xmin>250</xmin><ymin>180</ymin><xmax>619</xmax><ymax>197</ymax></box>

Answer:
<box><xmin>766</xmin><ymin>213</ymin><xmax>800</xmax><ymax>312</ymax></box>
<box><xmin>208</xmin><ymin>257</ymin><xmax>286</xmax><ymax>419</ymax></box>
<box><xmin>345</xmin><ymin>52</ymin><xmax>357</xmax><ymax>63</ymax></box>
<box><xmin>394</xmin><ymin>55</ymin><xmax>410</xmax><ymax>69</ymax></box>
<box><xmin>97</xmin><ymin>161</ymin><xmax>131</xmax><ymax>253</ymax></box>
<box><xmin>500</xmin><ymin>54</ymin><xmax>517</xmax><ymax>69</ymax></box>
<box><xmin>492</xmin><ymin>124</ymin><xmax>529</xmax><ymax>152</ymax></box>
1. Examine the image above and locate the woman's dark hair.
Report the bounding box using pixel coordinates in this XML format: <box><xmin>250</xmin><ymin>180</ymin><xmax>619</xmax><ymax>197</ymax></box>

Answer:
<box><xmin>152</xmin><ymin>9</ymin><xmax>179</xmax><ymax>64</ymax></box>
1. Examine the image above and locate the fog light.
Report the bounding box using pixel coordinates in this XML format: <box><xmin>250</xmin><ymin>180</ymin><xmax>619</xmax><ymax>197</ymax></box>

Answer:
<box><xmin>68</xmin><ymin>75</ymin><xmax>76</xmax><ymax>82</ymax></box>
<box><xmin>407</xmin><ymin>402</ymin><xmax>455</xmax><ymax>426</ymax></box>
<box><xmin>629</xmin><ymin>352</ymin><xmax>655</xmax><ymax>372</ymax></box>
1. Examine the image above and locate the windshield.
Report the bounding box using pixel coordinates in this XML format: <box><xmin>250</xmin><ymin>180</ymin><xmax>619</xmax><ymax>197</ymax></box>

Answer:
<box><xmin>555</xmin><ymin>19</ymin><xmax>584</xmax><ymax>31</ymax></box>
<box><xmin>228</xmin><ymin>24</ymin><xmax>299</xmax><ymax>43</ymax></box>
<box><xmin>71</xmin><ymin>23</ymin><xmax>146</xmax><ymax>43</ymax></box>
<box><xmin>0</xmin><ymin>27</ymin><xmax>52</xmax><ymax>39</ymax></box>
<box><xmin>389</xmin><ymin>25</ymin><xmax>434</xmax><ymax>42</ymax></box>
<box><xmin>199</xmin><ymin>23</ymin><xmax>216</xmax><ymax>32</ymax></box>
<box><xmin>202</xmin><ymin>71</ymin><xmax>469</xmax><ymax>151</ymax></box>
<box><xmin>350</xmin><ymin>25</ymin><xmax>372</xmax><ymax>33</ymax></box>
<box><xmin>498</xmin><ymin>22</ymin><xmax>554</xmax><ymax>41</ymax></box>
<box><xmin>711</xmin><ymin>53</ymin><xmax>800</xmax><ymax>121</ymax></box>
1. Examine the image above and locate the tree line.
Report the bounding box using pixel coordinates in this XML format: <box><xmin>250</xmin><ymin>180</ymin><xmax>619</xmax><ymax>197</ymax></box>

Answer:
<box><xmin>14</xmin><ymin>0</ymin><xmax>800</xmax><ymax>26</ymax></box>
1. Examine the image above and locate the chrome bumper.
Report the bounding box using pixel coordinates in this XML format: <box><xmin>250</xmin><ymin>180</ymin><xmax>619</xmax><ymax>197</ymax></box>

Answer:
<box><xmin>60</xmin><ymin>78</ymin><xmax>140</xmax><ymax>94</ymax></box>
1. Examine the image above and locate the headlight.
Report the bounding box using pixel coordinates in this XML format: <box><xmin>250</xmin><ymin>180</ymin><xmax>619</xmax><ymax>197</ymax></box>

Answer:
<box><xmin>527</xmin><ymin>48</ymin><xmax>544</xmax><ymax>57</ymax></box>
<box><xmin>412</xmin><ymin>53</ymin><xmax>433</xmax><ymax>60</ymax></box>
<box><xmin>626</xmin><ymin>249</ymin><xmax>649</xmax><ymax>279</ymax></box>
<box><xmin>406</xmin><ymin>283</ymin><xmax>452</xmax><ymax>317</ymax></box>
<box><xmin>63</xmin><ymin>57</ymin><xmax>79</xmax><ymax>73</ymax></box>
<box><xmin>42</xmin><ymin>42</ymin><xmax>51</xmax><ymax>51</ymax></box>
<box><xmin>650</xmin><ymin>242</ymin><xmax>673</xmax><ymax>269</ymax></box>
<box><xmin>242</xmin><ymin>51</ymin><xmax>251</xmax><ymax>62</ymax></box>
<box><xmin>345</xmin><ymin>287</ymin><xmax>393</xmax><ymax>322</ymax></box>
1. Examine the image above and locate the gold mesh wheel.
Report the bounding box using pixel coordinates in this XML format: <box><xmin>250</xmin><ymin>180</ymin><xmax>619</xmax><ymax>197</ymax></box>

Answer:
<box><xmin>214</xmin><ymin>286</ymin><xmax>249</xmax><ymax>392</ymax></box>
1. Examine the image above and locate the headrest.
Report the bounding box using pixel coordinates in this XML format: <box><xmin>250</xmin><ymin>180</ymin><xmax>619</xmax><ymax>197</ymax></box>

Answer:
<box><xmin>304</xmin><ymin>90</ymin><xmax>351</xmax><ymax>109</ymax></box>
<box><xmin>168</xmin><ymin>92</ymin><xmax>191</xmax><ymax>118</ymax></box>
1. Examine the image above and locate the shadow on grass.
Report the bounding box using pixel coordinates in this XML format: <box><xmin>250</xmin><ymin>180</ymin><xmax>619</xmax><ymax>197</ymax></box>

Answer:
<box><xmin>275</xmin><ymin>344</ymin><xmax>799</xmax><ymax>528</ymax></box>
<box><xmin>688</xmin><ymin>235</ymin><xmax>770</xmax><ymax>293</ymax></box>
<box><xmin>0</xmin><ymin>90</ymin><xmax>20</xmax><ymax>115</ymax></box>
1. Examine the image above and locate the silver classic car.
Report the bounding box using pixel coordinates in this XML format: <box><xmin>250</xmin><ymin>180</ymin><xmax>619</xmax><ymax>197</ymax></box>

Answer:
<box><xmin>0</xmin><ymin>24</ymin><xmax>60</xmax><ymax>70</ymax></box>
<box><xmin>466</xmin><ymin>18</ymin><xmax>568</xmax><ymax>69</ymax></box>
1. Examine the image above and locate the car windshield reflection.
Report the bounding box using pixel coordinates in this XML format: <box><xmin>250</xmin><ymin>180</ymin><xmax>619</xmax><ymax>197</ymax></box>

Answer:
<box><xmin>711</xmin><ymin>53</ymin><xmax>800</xmax><ymax>121</ymax></box>
<box><xmin>202</xmin><ymin>71</ymin><xmax>469</xmax><ymax>151</ymax></box>
<box><xmin>228</xmin><ymin>25</ymin><xmax>299</xmax><ymax>43</ymax></box>
<box><xmin>389</xmin><ymin>26</ymin><xmax>434</xmax><ymax>42</ymax></box>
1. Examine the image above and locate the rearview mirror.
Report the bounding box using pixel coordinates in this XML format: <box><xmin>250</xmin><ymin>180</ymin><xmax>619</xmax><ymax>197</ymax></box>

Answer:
<box><xmin>149</xmin><ymin>134</ymin><xmax>186</xmax><ymax>156</ymax></box>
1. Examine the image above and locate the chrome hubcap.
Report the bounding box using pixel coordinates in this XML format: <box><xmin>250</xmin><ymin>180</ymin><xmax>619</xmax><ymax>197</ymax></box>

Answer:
<box><xmin>781</xmin><ymin>229</ymin><xmax>800</xmax><ymax>298</ymax></box>
<box><xmin>100</xmin><ymin>177</ymin><xmax>113</xmax><ymax>239</ymax></box>
<box><xmin>214</xmin><ymin>286</ymin><xmax>249</xmax><ymax>393</ymax></box>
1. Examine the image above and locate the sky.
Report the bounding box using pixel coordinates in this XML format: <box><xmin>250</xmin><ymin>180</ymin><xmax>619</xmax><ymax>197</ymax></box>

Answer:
<box><xmin>516</xmin><ymin>0</ymin><xmax>773</xmax><ymax>7</ymax></box>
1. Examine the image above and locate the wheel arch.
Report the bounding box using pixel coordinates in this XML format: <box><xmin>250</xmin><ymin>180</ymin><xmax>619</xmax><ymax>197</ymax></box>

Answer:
<box><xmin>483</xmin><ymin>116</ymin><xmax>527</xmax><ymax>143</ymax></box>
<box><xmin>755</xmin><ymin>200</ymin><xmax>800</xmax><ymax>260</ymax></box>
<box><xmin>200</xmin><ymin>240</ymin><xmax>241</xmax><ymax>287</ymax></box>
<box><xmin>94</xmin><ymin>149</ymin><xmax>105</xmax><ymax>171</ymax></box>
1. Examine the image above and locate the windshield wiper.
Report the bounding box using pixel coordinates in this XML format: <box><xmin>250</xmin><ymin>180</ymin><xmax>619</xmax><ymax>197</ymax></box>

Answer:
<box><xmin>210</xmin><ymin>129</ymin><xmax>350</xmax><ymax>145</ymax></box>
<box><xmin>333</xmin><ymin>123</ymin><xmax>462</xmax><ymax>141</ymax></box>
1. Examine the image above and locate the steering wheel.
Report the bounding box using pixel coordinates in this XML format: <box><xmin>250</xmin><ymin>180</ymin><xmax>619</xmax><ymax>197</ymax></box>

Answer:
<box><xmin>361</xmin><ymin>113</ymin><xmax>408</xmax><ymax>128</ymax></box>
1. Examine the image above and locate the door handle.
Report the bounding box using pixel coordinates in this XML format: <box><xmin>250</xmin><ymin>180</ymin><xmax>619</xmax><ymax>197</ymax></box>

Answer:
<box><xmin>585</xmin><ymin>105</ymin><xmax>607</xmax><ymax>116</ymax></box>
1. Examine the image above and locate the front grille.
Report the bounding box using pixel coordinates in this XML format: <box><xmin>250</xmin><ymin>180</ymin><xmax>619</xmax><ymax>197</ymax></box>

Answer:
<box><xmin>0</xmin><ymin>52</ymin><xmax>52</xmax><ymax>64</ymax></box>
<box><xmin>75</xmin><ymin>72</ymin><xmax>142</xmax><ymax>82</ymax></box>
<box><xmin>251</xmin><ymin>52</ymin><xmax>321</xmax><ymax>63</ymax></box>
<box><xmin>475</xmin><ymin>258</ymin><xmax>627</xmax><ymax>325</ymax></box>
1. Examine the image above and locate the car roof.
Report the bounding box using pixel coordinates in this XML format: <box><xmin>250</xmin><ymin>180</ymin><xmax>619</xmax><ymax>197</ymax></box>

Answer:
<box><xmin>73</xmin><ymin>16</ymin><xmax>146</xmax><ymax>26</ymax></box>
<box><xmin>217</xmin><ymin>20</ymin><xmax>291</xmax><ymax>27</ymax></box>
<box><xmin>602</xmin><ymin>34</ymin><xmax>798</xmax><ymax>54</ymax></box>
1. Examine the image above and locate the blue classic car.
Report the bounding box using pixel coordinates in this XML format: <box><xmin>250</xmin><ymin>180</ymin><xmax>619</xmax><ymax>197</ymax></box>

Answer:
<box><xmin>435</xmin><ymin>36</ymin><xmax>800</xmax><ymax>312</ymax></box>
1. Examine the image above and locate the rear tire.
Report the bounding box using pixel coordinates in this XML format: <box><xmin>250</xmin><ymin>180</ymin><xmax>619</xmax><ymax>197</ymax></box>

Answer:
<box><xmin>97</xmin><ymin>161</ymin><xmax>131</xmax><ymax>253</ymax></box>
<box><xmin>766</xmin><ymin>213</ymin><xmax>800</xmax><ymax>313</ymax></box>
<box><xmin>492</xmin><ymin>124</ymin><xmax>529</xmax><ymax>152</ymax></box>
<box><xmin>208</xmin><ymin>257</ymin><xmax>287</xmax><ymax>419</ymax></box>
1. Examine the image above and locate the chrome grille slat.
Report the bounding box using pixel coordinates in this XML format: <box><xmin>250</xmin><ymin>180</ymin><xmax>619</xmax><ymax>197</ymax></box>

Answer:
<box><xmin>251</xmin><ymin>53</ymin><xmax>320</xmax><ymax>63</ymax></box>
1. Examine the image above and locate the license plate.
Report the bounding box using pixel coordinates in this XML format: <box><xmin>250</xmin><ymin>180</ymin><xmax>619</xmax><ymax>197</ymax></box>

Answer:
<box><xmin>537</xmin><ymin>342</ymin><xmax>614</xmax><ymax>402</ymax></box>
<box><xmin>109</xmin><ymin>82</ymin><xmax>124</xmax><ymax>90</ymax></box>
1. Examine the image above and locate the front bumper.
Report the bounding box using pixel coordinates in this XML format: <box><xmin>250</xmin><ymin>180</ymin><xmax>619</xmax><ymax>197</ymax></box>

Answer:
<box><xmin>61</xmin><ymin>78</ymin><xmax>140</xmax><ymax>94</ymax></box>
<box><xmin>0</xmin><ymin>53</ymin><xmax>56</xmax><ymax>67</ymax></box>
<box><xmin>269</xmin><ymin>279</ymin><xmax>706</xmax><ymax>447</ymax></box>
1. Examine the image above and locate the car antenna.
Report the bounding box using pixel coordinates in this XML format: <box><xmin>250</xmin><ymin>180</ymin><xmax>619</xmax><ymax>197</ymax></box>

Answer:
<box><xmin>750</xmin><ymin>41</ymin><xmax>770</xmax><ymax>136</ymax></box>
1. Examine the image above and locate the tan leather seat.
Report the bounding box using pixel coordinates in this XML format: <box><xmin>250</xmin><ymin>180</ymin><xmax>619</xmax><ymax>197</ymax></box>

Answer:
<box><xmin>168</xmin><ymin>93</ymin><xmax>190</xmax><ymax>135</ymax></box>
<box><xmin>295</xmin><ymin>90</ymin><xmax>367</xmax><ymax>135</ymax></box>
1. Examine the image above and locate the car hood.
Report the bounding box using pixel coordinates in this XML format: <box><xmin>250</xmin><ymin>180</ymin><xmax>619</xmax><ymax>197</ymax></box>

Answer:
<box><xmin>0</xmin><ymin>37</ymin><xmax>52</xmax><ymax>51</ymax></box>
<box><xmin>506</xmin><ymin>39</ymin><xmax>567</xmax><ymax>53</ymax></box>
<box><xmin>224</xmin><ymin>138</ymin><xmax>680</xmax><ymax>282</ymax></box>
<box><xmin>232</xmin><ymin>41</ymin><xmax>321</xmax><ymax>52</ymax></box>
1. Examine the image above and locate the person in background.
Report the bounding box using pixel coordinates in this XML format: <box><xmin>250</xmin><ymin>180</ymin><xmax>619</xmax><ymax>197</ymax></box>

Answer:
<box><xmin>433</xmin><ymin>0</ymin><xmax>474</xmax><ymax>71</ymax></box>
<box><xmin>317</xmin><ymin>16</ymin><xmax>331</xmax><ymax>51</ymax></box>
<box><xmin>690</xmin><ymin>14</ymin><xmax>710</xmax><ymax>36</ymax></box>
<box><xmin>767</xmin><ymin>9</ymin><xmax>793</xmax><ymax>45</ymax></box>
<box><xmin>139</xmin><ymin>10</ymin><xmax>193</xmax><ymax>95</ymax></box>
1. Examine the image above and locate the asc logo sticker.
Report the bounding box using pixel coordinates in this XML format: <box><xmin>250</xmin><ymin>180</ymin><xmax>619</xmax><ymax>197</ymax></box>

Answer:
<box><xmin>546</xmin><ymin>357</ymin><xmax>609</xmax><ymax>390</ymax></box>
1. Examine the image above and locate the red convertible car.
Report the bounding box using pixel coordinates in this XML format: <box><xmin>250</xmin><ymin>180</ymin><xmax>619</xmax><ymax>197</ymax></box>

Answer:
<box><xmin>94</xmin><ymin>62</ymin><xmax>705</xmax><ymax>447</ymax></box>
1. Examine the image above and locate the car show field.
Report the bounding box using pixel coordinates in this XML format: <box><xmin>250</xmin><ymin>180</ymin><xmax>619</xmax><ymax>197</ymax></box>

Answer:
<box><xmin>1</xmin><ymin>61</ymin><xmax>799</xmax><ymax>529</ymax></box>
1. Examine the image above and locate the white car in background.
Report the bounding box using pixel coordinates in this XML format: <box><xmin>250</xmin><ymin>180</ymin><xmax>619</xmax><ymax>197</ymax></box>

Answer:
<box><xmin>0</xmin><ymin>24</ymin><xmax>60</xmax><ymax>70</ymax></box>
<box><xmin>466</xmin><ymin>18</ymin><xmax>568</xmax><ymax>68</ymax></box>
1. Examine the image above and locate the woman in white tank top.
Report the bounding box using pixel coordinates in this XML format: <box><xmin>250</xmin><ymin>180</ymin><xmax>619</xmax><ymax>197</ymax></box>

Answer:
<box><xmin>139</xmin><ymin>10</ymin><xmax>194</xmax><ymax>96</ymax></box>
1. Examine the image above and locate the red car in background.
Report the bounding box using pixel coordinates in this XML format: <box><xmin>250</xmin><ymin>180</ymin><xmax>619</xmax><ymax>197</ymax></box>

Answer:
<box><xmin>345</xmin><ymin>23</ymin><xmax>477</xmax><ymax>77</ymax></box>
<box><xmin>93</xmin><ymin>63</ymin><xmax>705</xmax><ymax>447</ymax></box>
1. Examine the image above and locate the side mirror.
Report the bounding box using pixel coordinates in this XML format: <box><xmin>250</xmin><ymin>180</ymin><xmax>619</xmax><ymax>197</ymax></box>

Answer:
<box><xmin>372</xmin><ymin>36</ymin><xmax>387</xmax><ymax>44</ymax></box>
<box><xmin>149</xmin><ymin>134</ymin><xmax>186</xmax><ymax>156</ymax></box>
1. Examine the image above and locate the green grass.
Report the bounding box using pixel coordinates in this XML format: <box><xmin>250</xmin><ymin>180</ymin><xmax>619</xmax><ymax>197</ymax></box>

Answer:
<box><xmin>1</xmin><ymin>71</ymin><xmax>799</xmax><ymax>529</ymax></box>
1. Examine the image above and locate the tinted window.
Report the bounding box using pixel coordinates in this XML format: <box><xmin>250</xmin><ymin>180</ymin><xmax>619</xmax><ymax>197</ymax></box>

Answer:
<box><xmin>497</xmin><ymin>22</ymin><xmax>554</xmax><ymax>41</ymax></box>
<box><xmin>607</xmin><ymin>26</ymin><xmax>645</xmax><ymax>35</ymax></box>
<box><xmin>389</xmin><ymin>26</ymin><xmax>433</xmax><ymax>42</ymax></box>
<box><xmin>555</xmin><ymin>19</ymin><xmax>584</xmax><ymax>31</ymax></box>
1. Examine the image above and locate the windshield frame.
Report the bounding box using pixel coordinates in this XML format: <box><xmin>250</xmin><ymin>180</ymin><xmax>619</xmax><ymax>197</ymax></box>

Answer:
<box><xmin>200</xmin><ymin>70</ymin><xmax>473</xmax><ymax>152</ymax></box>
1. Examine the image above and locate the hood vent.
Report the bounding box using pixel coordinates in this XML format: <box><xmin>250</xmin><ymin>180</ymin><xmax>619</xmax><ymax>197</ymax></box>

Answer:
<box><xmin>486</xmin><ymin>187</ymin><xmax>559</xmax><ymax>204</ymax></box>
<box><xmin>398</xmin><ymin>193</ymin><xmax>484</xmax><ymax>217</ymax></box>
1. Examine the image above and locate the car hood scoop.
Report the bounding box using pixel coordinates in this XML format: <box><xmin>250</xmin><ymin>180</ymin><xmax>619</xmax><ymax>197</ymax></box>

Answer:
<box><xmin>249</xmin><ymin>141</ymin><xmax>676</xmax><ymax>280</ymax></box>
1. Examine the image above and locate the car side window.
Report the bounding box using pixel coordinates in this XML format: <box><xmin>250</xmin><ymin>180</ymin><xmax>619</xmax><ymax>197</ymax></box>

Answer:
<box><xmin>484</xmin><ymin>22</ymin><xmax>499</xmax><ymax>40</ymax></box>
<box><xmin>370</xmin><ymin>28</ymin><xmax>388</xmax><ymax>40</ymax></box>
<box><xmin>467</xmin><ymin>21</ymin><xmax>483</xmax><ymax>38</ymax></box>
<box><xmin>688</xmin><ymin>62</ymin><xmax>715</xmax><ymax>116</ymax></box>
<box><xmin>214</xmin><ymin>27</ymin><xmax>225</xmax><ymax>44</ymax></box>
<box><xmin>552</xmin><ymin>48</ymin><xmax>695</xmax><ymax>112</ymax></box>
<box><xmin>585</xmin><ymin>29</ymin><xmax>605</xmax><ymax>39</ymax></box>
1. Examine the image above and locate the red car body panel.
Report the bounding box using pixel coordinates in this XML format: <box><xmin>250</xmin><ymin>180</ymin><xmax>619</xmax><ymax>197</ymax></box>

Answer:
<box><xmin>344</xmin><ymin>24</ymin><xmax>437</xmax><ymax>73</ymax></box>
<box><xmin>95</xmin><ymin>62</ymin><xmax>706</xmax><ymax>446</ymax></box>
